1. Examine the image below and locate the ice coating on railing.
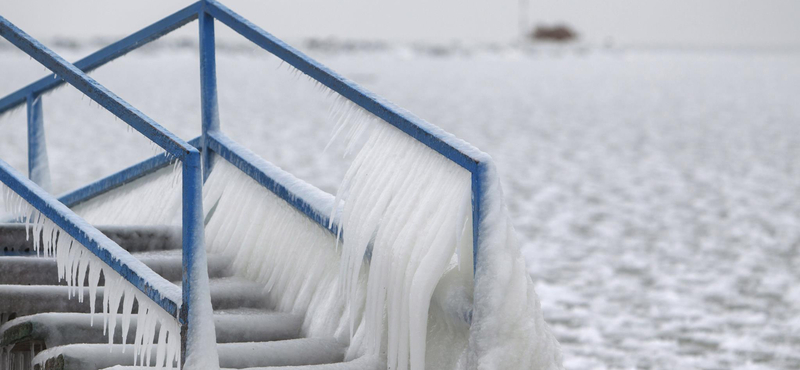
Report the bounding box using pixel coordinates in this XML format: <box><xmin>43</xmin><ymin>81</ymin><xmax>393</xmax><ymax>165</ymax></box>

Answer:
<box><xmin>1</xmin><ymin>184</ymin><xmax>181</xmax><ymax>370</ymax></box>
<box><xmin>327</xmin><ymin>97</ymin><xmax>563</xmax><ymax>370</ymax></box>
<box><xmin>202</xmin><ymin>161</ymin><xmax>355</xmax><ymax>340</ymax></box>
<box><xmin>326</xmin><ymin>99</ymin><xmax>473</xmax><ymax>370</ymax></box>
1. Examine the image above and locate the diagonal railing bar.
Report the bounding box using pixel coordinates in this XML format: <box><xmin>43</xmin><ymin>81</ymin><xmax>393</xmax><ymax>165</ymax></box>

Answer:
<box><xmin>0</xmin><ymin>2</ymin><xmax>201</xmax><ymax>116</ymax></box>
<box><xmin>0</xmin><ymin>16</ymin><xmax>195</xmax><ymax>159</ymax></box>
<box><xmin>202</xmin><ymin>0</ymin><xmax>488</xmax><ymax>275</ymax></box>
<box><xmin>0</xmin><ymin>159</ymin><xmax>182</xmax><ymax>316</ymax></box>
<box><xmin>206</xmin><ymin>131</ymin><xmax>340</xmax><ymax>235</ymax></box>
<box><xmin>59</xmin><ymin>136</ymin><xmax>202</xmax><ymax>208</ymax></box>
<box><xmin>203</xmin><ymin>0</ymin><xmax>485</xmax><ymax>173</ymax></box>
<box><xmin>0</xmin><ymin>5</ymin><xmax>489</xmax><ymax>367</ymax></box>
<box><xmin>0</xmin><ymin>13</ymin><xmax>218</xmax><ymax>366</ymax></box>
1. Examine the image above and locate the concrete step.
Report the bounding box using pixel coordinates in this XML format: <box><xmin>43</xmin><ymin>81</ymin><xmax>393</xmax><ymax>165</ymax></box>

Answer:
<box><xmin>0</xmin><ymin>224</ymin><xmax>181</xmax><ymax>256</ymax></box>
<box><xmin>105</xmin><ymin>357</ymin><xmax>386</xmax><ymax>370</ymax></box>
<box><xmin>0</xmin><ymin>311</ymin><xmax>302</xmax><ymax>348</ymax></box>
<box><xmin>0</xmin><ymin>278</ymin><xmax>270</xmax><ymax>317</ymax></box>
<box><xmin>0</xmin><ymin>251</ymin><xmax>232</xmax><ymax>285</ymax></box>
<box><xmin>221</xmin><ymin>355</ymin><xmax>382</xmax><ymax>370</ymax></box>
<box><xmin>103</xmin><ymin>360</ymin><xmax>382</xmax><ymax>370</ymax></box>
<box><xmin>34</xmin><ymin>339</ymin><xmax>345</xmax><ymax>370</ymax></box>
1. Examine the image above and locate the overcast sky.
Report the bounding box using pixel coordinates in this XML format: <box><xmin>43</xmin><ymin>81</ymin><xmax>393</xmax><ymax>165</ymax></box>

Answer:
<box><xmin>1</xmin><ymin>0</ymin><xmax>799</xmax><ymax>48</ymax></box>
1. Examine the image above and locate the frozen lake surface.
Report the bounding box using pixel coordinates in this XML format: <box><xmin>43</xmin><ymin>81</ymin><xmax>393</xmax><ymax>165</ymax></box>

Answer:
<box><xmin>1</xmin><ymin>44</ymin><xmax>800</xmax><ymax>369</ymax></box>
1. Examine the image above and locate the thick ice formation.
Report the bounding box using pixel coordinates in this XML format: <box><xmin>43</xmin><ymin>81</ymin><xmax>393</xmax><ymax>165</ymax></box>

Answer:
<box><xmin>202</xmin><ymin>91</ymin><xmax>562</xmax><ymax>369</ymax></box>
<box><xmin>467</xmin><ymin>161</ymin><xmax>563</xmax><ymax>370</ymax></box>
<box><xmin>202</xmin><ymin>161</ymin><xmax>357</xmax><ymax>341</ymax></box>
<box><xmin>1</xmin><ymin>184</ymin><xmax>181</xmax><ymax>370</ymax></box>
<box><xmin>327</xmin><ymin>99</ymin><xmax>563</xmax><ymax>370</ymax></box>
<box><xmin>328</xmin><ymin>110</ymin><xmax>474</xmax><ymax>370</ymax></box>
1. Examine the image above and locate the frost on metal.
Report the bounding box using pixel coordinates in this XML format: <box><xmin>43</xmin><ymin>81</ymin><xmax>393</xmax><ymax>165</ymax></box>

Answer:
<box><xmin>327</xmin><ymin>99</ymin><xmax>474</xmax><ymax>370</ymax></box>
<box><xmin>327</xmin><ymin>98</ymin><xmax>563</xmax><ymax>370</ymax></box>
<box><xmin>203</xmin><ymin>161</ymin><xmax>355</xmax><ymax>340</ymax></box>
<box><xmin>1</xmin><ymin>184</ymin><xmax>181</xmax><ymax>370</ymax></box>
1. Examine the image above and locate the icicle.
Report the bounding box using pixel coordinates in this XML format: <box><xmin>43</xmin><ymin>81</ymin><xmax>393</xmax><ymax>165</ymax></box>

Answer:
<box><xmin>0</xmin><ymin>186</ymin><xmax>182</xmax><ymax>369</ymax></box>
<box><xmin>121</xmin><ymin>290</ymin><xmax>135</xmax><ymax>351</ymax></box>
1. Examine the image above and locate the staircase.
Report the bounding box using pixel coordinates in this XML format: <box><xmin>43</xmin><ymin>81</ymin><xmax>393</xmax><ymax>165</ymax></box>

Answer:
<box><xmin>0</xmin><ymin>0</ymin><xmax>487</xmax><ymax>368</ymax></box>
<box><xmin>0</xmin><ymin>224</ymin><xmax>376</xmax><ymax>370</ymax></box>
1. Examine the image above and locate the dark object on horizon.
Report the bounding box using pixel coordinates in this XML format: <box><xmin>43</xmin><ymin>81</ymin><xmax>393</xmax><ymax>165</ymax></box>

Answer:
<box><xmin>530</xmin><ymin>24</ymin><xmax>578</xmax><ymax>43</ymax></box>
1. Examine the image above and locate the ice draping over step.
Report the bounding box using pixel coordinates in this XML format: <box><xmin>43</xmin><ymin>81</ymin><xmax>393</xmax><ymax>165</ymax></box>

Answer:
<box><xmin>1</xmin><ymin>184</ymin><xmax>181</xmax><ymax>370</ymax></box>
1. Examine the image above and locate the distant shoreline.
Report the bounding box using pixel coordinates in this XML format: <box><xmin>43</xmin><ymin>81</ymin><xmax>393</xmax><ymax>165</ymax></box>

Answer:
<box><xmin>1</xmin><ymin>37</ymin><xmax>799</xmax><ymax>57</ymax></box>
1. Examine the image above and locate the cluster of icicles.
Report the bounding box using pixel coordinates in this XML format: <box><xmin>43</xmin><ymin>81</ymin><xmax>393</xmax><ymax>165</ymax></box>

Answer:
<box><xmin>328</xmin><ymin>98</ymin><xmax>474</xmax><ymax>370</ymax></box>
<box><xmin>1</xmin><ymin>184</ymin><xmax>181</xmax><ymax>370</ymax></box>
<box><xmin>201</xmin><ymin>96</ymin><xmax>474</xmax><ymax>370</ymax></box>
<box><xmin>203</xmin><ymin>161</ymin><xmax>351</xmax><ymax>340</ymax></box>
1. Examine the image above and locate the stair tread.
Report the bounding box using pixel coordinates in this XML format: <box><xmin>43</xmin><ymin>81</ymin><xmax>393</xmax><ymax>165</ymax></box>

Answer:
<box><xmin>34</xmin><ymin>339</ymin><xmax>345</xmax><ymax>370</ymax></box>
<box><xmin>1</xmin><ymin>311</ymin><xmax>302</xmax><ymax>347</ymax></box>
<box><xmin>0</xmin><ymin>253</ymin><xmax>232</xmax><ymax>285</ymax></box>
<box><xmin>0</xmin><ymin>278</ymin><xmax>270</xmax><ymax>317</ymax></box>
<box><xmin>0</xmin><ymin>224</ymin><xmax>181</xmax><ymax>255</ymax></box>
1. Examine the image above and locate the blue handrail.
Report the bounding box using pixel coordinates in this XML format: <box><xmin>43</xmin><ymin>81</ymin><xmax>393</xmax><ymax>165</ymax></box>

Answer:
<box><xmin>0</xmin><ymin>2</ymin><xmax>201</xmax><ymax>116</ymax></box>
<box><xmin>0</xmin><ymin>12</ymin><xmax>213</xmax><ymax>365</ymax></box>
<box><xmin>1</xmin><ymin>3</ymin><xmax>488</xmax><ymax>362</ymax></box>
<box><xmin>0</xmin><ymin>159</ymin><xmax>182</xmax><ymax>315</ymax></box>
<box><xmin>199</xmin><ymin>0</ymin><xmax>488</xmax><ymax>275</ymax></box>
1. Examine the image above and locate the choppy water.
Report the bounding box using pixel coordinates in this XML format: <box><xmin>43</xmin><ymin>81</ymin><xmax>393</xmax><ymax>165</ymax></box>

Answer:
<box><xmin>2</xmin><ymin>45</ymin><xmax>799</xmax><ymax>369</ymax></box>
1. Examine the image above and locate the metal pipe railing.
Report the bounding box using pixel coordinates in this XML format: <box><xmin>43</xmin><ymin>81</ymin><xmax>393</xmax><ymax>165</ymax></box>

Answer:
<box><xmin>0</xmin><ymin>159</ymin><xmax>182</xmax><ymax>314</ymax></box>
<box><xmin>200</xmin><ymin>0</ymin><xmax>489</xmax><ymax>274</ymax></box>
<box><xmin>0</xmin><ymin>2</ymin><xmax>201</xmax><ymax>116</ymax></box>
<box><xmin>0</xmin><ymin>13</ymin><xmax>216</xmax><ymax>366</ymax></box>
<box><xmin>1</xmin><ymin>0</ymin><xmax>491</xmax><ymax>364</ymax></box>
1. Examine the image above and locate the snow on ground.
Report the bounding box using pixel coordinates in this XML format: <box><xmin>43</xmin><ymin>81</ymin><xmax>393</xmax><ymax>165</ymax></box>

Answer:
<box><xmin>1</xmin><ymin>40</ymin><xmax>800</xmax><ymax>369</ymax></box>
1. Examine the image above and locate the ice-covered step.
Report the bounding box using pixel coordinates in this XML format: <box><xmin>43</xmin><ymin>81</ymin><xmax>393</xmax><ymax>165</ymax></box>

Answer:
<box><xmin>0</xmin><ymin>285</ymin><xmax>103</xmax><ymax>317</ymax></box>
<box><xmin>105</xmin><ymin>365</ymin><xmax>381</xmax><ymax>370</ymax></box>
<box><xmin>199</xmin><ymin>277</ymin><xmax>272</xmax><ymax>310</ymax></box>
<box><xmin>0</xmin><ymin>311</ymin><xmax>302</xmax><ymax>348</ymax></box>
<box><xmin>103</xmin><ymin>361</ymin><xmax>382</xmax><ymax>370</ymax></box>
<box><xmin>34</xmin><ymin>339</ymin><xmax>346</xmax><ymax>370</ymax></box>
<box><xmin>0</xmin><ymin>279</ymin><xmax>268</xmax><ymax>317</ymax></box>
<box><xmin>0</xmin><ymin>224</ymin><xmax>181</xmax><ymax>255</ymax></box>
<box><xmin>0</xmin><ymin>251</ymin><xmax>232</xmax><ymax>285</ymax></box>
<box><xmin>221</xmin><ymin>355</ymin><xmax>382</xmax><ymax>370</ymax></box>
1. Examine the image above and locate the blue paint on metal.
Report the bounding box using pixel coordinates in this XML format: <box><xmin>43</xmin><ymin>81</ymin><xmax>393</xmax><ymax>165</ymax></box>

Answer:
<box><xmin>58</xmin><ymin>153</ymin><xmax>171</xmax><ymax>208</ymax></box>
<box><xmin>471</xmin><ymin>164</ymin><xmax>485</xmax><ymax>276</ymax></box>
<box><xmin>179</xmin><ymin>149</ymin><xmax>207</xmax><ymax>363</ymax></box>
<box><xmin>26</xmin><ymin>93</ymin><xmax>50</xmax><ymax>189</ymax></box>
<box><xmin>0</xmin><ymin>2</ymin><xmax>201</xmax><ymax>115</ymax></box>
<box><xmin>206</xmin><ymin>131</ymin><xmax>341</xmax><ymax>236</ymax></box>
<box><xmin>1</xmin><ymin>3</ymin><xmax>488</xmax><ymax>346</ymax></box>
<box><xmin>0</xmin><ymin>159</ymin><xmax>181</xmax><ymax>317</ymax></box>
<box><xmin>0</xmin><ymin>16</ymin><xmax>196</xmax><ymax>160</ymax></box>
<box><xmin>58</xmin><ymin>136</ymin><xmax>202</xmax><ymax>208</ymax></box>
<box><xmin>1</xmin><ymin>10</ymin><xmax>219</xmax><ymax>363</ymax></box>
<box><xmin>202</xmin><ymin>1</ymin><xmax>487</xmax><ymax>277</ymax></box>
<box><xmin>199</xmin><ymin>6</ymin><xmax>220</xmax><ymax>180</ymax></box>
<box><xmin>203</xmin><ymin>0</ymin><xmax>482</xmax><ymax>174</ymax></box>
<box><xmin>181</xmin><ymin>150</ymin><xmax>203</xmax><ymax>319</ymax></box>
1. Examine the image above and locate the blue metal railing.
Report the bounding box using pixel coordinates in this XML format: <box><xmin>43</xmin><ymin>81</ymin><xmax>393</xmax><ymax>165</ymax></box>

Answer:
<box><xmin>0</xmin><ymin>2</ymin><xmax>201</xmax><ymax>116</ymax></box>
<box><xmin>1</xmin><ymin>1</ymin><xmax>487</xmax><ymax>360</ymax></box>
<box><xmin>0</xmin><ymin>12</ymin><xmax>212</xmax><ymax>364</ymax></box>
<box><xmin>198</xmin><ymin>0</ymin><xmax>488</xmax><ymax>275</ymax></box>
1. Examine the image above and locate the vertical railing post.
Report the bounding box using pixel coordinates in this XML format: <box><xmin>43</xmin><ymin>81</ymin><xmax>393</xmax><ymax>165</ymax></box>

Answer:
<box><xmin>26</xmin><ymin>93</ymin><xmax>51</xmax><ymax>191</ymax></box>
<box><xmin>199</xmin><ymin>2</ymin><xmax>220</xmax><ymax>180</ymax></box>
<box><xmin>180</xmin><ymin>150</ymin><xmax>220</xmax><ymax>369</ymax></box>
<box><xmin>471</xmin><ymin>165</ymin><xmax>482</xmax><ymax>277</ymax></box>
